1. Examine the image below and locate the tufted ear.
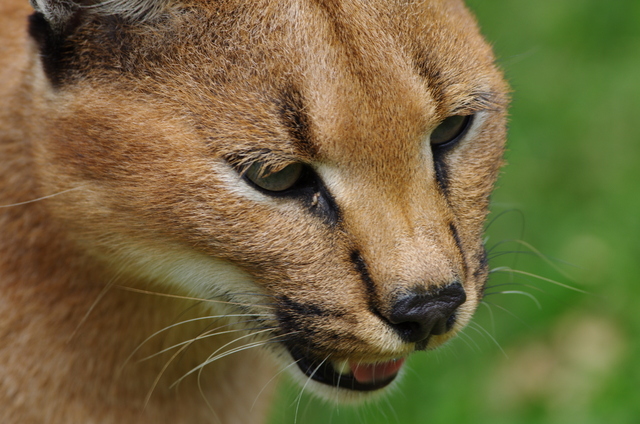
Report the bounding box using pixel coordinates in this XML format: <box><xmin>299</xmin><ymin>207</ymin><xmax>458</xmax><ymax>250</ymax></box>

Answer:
<box><xmin>30</xmin><ymin>0</ymin><xmax>170</xmax><ymax>30</ymax></box>
<box><xmin>29</xmin><ymin>0</ymin><xmax>75</xmax><ymax>30</ymax></box>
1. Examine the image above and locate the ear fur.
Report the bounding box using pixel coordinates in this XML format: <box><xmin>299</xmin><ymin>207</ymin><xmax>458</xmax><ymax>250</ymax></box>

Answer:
<box><xmin>30</xmin><ymin>0</ymin><xmax>170</xmax><ymax>30</ymax></box>
<box><xmin>30</xmin><ymin>0</ymin><xmax>76</xmax><ymax>30</ymax></box>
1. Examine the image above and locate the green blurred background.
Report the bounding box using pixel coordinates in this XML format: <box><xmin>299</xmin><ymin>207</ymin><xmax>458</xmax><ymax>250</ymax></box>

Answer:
<box><xmin>268</xmin><ymin>0</ymin><xmax>639</xmax><ymax>423</ymax></box>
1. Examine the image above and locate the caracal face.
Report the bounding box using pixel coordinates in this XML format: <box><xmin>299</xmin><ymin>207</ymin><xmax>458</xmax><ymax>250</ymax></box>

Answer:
<box><xmin>26</xmin><ymin>0</ymin><xmax>508</xmax><ymax>399</ymax></box>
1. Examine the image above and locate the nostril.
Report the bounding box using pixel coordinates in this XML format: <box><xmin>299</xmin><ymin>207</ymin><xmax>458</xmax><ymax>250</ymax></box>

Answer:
<box><xmin>393</xmin><ymin>321</ymin><xmax>422</xmax><ymax>342</ymax></box>
<box><xmin>388</xmin><ymin>282</ymin><xmax>466</xmax><ymax>343</ymax></box>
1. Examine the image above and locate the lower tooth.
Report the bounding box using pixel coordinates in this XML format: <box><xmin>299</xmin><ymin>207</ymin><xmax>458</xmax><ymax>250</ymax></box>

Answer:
<box><xmin>333</xmin><ymin>360</ymin><xmax>351</xmax><ymax>376</ymax></box>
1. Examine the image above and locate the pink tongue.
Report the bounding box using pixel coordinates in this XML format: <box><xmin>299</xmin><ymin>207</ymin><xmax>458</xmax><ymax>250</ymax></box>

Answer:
<box><xmin>350</xmin><ymin>358</ymin><xmax>405</xmax><ymax>384</ymax></box>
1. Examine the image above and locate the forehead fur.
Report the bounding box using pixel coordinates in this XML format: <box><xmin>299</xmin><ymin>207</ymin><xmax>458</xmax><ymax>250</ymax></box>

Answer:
<box><xmin>40</xmin><ymin>0</ymin><xmax>507</xmax><ymax>182</ymax></box>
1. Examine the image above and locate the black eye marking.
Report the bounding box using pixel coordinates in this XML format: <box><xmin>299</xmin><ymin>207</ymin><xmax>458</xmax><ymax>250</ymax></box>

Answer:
<box><xmin>430</xmin><ymin>115</ymin><xmax>474</xmax><ymax>194</ymax></box>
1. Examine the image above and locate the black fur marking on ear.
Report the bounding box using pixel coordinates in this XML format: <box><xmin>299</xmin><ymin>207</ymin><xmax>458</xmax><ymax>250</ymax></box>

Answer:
<box><xmin>28</xmin><ymin>11</ymin><xmax>85</xmax><ymax>87</ymax></box>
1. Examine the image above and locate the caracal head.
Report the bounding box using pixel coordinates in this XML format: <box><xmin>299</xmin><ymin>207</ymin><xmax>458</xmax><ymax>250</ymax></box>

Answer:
<box><xmin>29</xmin><ymin>0</ymin><xmax>508</xmax><ymax>399</ymax></box>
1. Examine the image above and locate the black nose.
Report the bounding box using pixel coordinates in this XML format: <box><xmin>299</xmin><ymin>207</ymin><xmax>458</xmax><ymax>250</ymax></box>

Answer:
<box><xmin>388</xmin><ymin>282</ymin><xmax>467</xmax><ymax>344</ymax></box>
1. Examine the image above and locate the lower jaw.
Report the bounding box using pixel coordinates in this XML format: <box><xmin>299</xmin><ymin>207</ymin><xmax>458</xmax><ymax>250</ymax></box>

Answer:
<box><xmin>289</xmin><ymin>348</ymin><xmax>405</xmax><ymax>392</ymax></box>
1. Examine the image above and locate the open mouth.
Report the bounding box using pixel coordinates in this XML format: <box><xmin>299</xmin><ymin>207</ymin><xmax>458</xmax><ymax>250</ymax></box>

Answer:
<box><xmin>290</xmin><ymin>348</ymin><xmax>405</xmax><ymax>391</ymax></box>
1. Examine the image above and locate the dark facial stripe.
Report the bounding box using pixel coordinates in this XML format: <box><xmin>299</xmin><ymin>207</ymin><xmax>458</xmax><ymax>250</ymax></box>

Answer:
<box><xmin>350</xmin><ymin>250</ymin><xmax>376</xmax><ymax>300</ymax></box>
<box><xmin>414</xmin><ymin>53</ymin><xmax>446</xmax><ymax>111</ymax></box>
<box><xmin>278</xmin><ymin>85</ymin><xmax>317</xmax><ymax>158</ymax></box>
<box><xmin>433</xmin><ymin>152</ymin><xmax>450</xmax><ymax>194</ymax></box>
<box><xmin>449</xmin><ymin>222</ymin><xmax>468</xmax><ymax>278</ymax></box>
<box><xmin>350</xmin><ymin>250</ymin><xmax>388</xmax><ymax>322</ymax></box>
<box><xmin>277</xmin><ymin>295</ymin><xmax>332</xmax><ymax>318</ymax></box>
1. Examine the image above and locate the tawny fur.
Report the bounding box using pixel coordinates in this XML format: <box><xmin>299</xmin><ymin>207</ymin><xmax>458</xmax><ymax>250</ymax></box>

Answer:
<box><xmin>0</xmin><ymin>0</ymin><xmax>509</xmax><ymax>423</ymax></box>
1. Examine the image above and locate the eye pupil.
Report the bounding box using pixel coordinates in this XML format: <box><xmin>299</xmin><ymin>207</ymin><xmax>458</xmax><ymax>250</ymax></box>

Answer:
<box><xmin>430</xmin><ymin>115</ymin><xmax>472</xmax><ymax>147</ymax></box>
<box><xmin>245</xmin><ymin>162</ymin><xmax>304</xmax><ymax>192</ymax></box>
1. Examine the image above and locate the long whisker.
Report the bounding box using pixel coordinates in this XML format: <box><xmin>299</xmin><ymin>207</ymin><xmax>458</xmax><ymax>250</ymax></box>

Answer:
<box><xmin>143</xmin><ymin>328</ymin><xmax>203</xmax><ymax>409</ymax></box>
<box><xmin>479</xmin><ymin>301</ymin><xmax>496</xmax><ymax>334</ymax></box>
<box><xmin>481</xmin><ymin>299</ymin><xmax>532</xmax><ymax>328</ymax></box>
<box><xmin>69</xmin><ymin>264</ymin><xmax>136</xmax><ymax>343</ymax></box>
<box><xmin>485</xmin><ymin>281</ymin><xmax>545</xmax><ymax>293</ymax></box>
<box><xmin>488</xmin><ymin>250</ymin><xmax>543</xmax><ymax>260</ymax></box>
<box><xmin>143</xmin><ymin>326</ymin><xmax>283</xmax><ymax>408</ymax></box>
<box><xmin>456</xmin><ymin>330</ymin><xmax>482</xmax><ymax>356</ymax></box>
<box><xmin>196</xmin><ymin>363</ymin><xmax>222</xmax><ymax>424</ymax></box>
<box><xmin>114</xmin><ymin>285</ymin><xmax>275</xmax><ymax>309</ymax></box>
<box><xmin>171</xmin><ymin>328</ymin><xmax>278</xmax><ymax>389</ymax></box>
<box><xmin>383</xmin><ymin>395</ymin><xmax>400</xmax><ymax>424</ymax></box>
<box><xmin>140</xmin><ymin>323</ymin><xmax>275</xmax><ymax>362</ymax></box>
<box><xmin>294</xmin><ymin>356</ymin><xmax>329</xmax><ymax>424</ymax></box>
<box><xmin>483</xmin><ymin>290</ymin><xmax>542</xmax><ymax>309</ymax></box>
<box><xmin>120</xmin><ymin>314</ymin><xmax>271</xmax><ymax>373</ymax></box>
<box><xmin>251</xmin><ymin>358</ymin><xmax>302</xmax><ymax>412</ymax></box>
<box><xmin>466</xmin><ymin>322</ymin><xmax>508</xmax><ymax>358</ymax></box>
<box><xmin>484</xmin><ymin>208</ymin><xmax>525</xmax><ymax>232</ymax></box>
<box><xmin>194</xmin><ymin>331</ymin><xmax>299</xmax><ymax>422</ymax></box>
<box><xmin>189</xmin><ymin>332</ymin><xmax>299</xmax><ymax>388</ymax></box>
<box><xmin>490</xmin><ymin>239</ymin><xmax>577</xmax><ymax>280</ymax></box>
<box><xmin>0</xmin><ymin>186</ymin><xmax>85</xmax><ymax>208</ymax></box>
<box><xmin>225</xmin><ymin>292</ymin><xmax>279</xmax><ymax>299</ymax></box>
<box><xmin>489</xmin><ymin>267</ymin><xmax>587</xmax><ymax>294</ymax></box>
<box><xmin>67</xmin><ymin>281</ymin><xmax>114</xmax><ymax>344</ymax></box>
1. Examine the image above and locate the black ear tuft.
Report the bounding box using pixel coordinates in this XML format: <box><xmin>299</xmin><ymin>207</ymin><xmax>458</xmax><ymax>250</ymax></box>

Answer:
<box><xmin>28</xmin><ymin>11</ymin><xmax>78</xmax><ymax>87</ymax></box>
<box><xmin>29</xmin><ymin>0</ymin><xmax>81</xmax><ymax>32</ymax></box>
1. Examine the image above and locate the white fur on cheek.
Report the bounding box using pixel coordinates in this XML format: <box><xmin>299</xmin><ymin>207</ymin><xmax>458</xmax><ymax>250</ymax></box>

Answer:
<box><xmin>110</xmin><ymin>240</ymin><xmax>261</xmax><ymax>306</ymax></box>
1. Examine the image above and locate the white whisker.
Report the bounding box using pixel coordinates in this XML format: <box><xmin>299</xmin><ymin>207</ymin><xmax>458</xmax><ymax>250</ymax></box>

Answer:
<box><xmin>120</xmin><ymin>314</ymin><xmax>271</xmax><ymax>373</ymax></box>
<box><xmin>143</xmin><ymin>330</ymin><xmax>199</xmax><ymax>408</ymax></box>
<box><xmin>171</xmin><ymin>328</ymin><xmax>277</xmax><ymax>389</ymax></box>
<box><xmin>0</xmin><ymin>186</ymin><xmax>85</xmax><ymax>208</ymax></box>
<box><xmin>479</xmin><ymin>301</ymin><xmax>496</xmax><ymax>334</ymax></box>
<box><xmin>196</xmin><ymin>358</ymin><xmax>223</xmax><ymax>424</ymax></box>
<box><xmin>114</xmin><ymin>285</ymin><xmax>276</xmax><ymax>309</ymax></box>
<box><xmin>294</xmin><ymin>356</ymin><xmax>329</xmax><ymax>424</ymax></box>
<box><xmin>485</xmin><ymin>290</ymin><xmax>542</xmax><ymax>309</ymax></box>
<box><xmin>481</xmin><ymin>299</ymin><xmax>531</xmax><ymax>328</ymax></box>
<box><xmin>492</xmin><ymin>239</ymin><xmax>576</xmax><ymax>280</ymax></box>
<box><xmin>456</xmin><ymin>329</ymin><xmax>482</xmax><ymax>353</ymax></box>
<box><xmin>489</xmin><ymin>266</ymin><xmax>587</xmax><ymax>294</ymax></box>
<box><xmin>251</xmin><ymin>358</ymin><xmax>302</xmax><ymax>412</ymax></box>
<box><xmin>466</xmin><ymin>322</ymin><xmax>507</xmax><ymax>358</ymax></box>
<box><xmin>67</xmin><ymin>281</ymin><xmax>114</xmax><ymax>344</ymax></box>
<box><xmin>139</xmin><ymin>323</ymin><xmax>273</xmax><ymax>362</ymax></box>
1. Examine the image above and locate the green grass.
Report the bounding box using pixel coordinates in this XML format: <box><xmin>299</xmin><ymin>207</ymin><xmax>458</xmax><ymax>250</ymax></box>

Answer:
<box><xmin>268</xmin><ymin>1</ymin><xmax>640</xmax><ymax>422</ymax></box>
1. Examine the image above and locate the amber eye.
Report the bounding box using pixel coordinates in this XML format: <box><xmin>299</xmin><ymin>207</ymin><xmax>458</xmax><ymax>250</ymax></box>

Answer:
<box><xmin>244</xmin><ymin>161</ymin><xmax>304</xmax><ymax>192</ymax></box>
<box><xmin>430</xmin><ymin>115</ymin><xmax>473</xmax><ymax>148</ymax></box>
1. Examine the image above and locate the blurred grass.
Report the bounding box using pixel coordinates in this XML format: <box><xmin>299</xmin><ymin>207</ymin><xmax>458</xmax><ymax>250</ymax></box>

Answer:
<box><xmin>268</xmin><ymin>1</ymin><xmax>640</xmax><ymax>423</ymax></box>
